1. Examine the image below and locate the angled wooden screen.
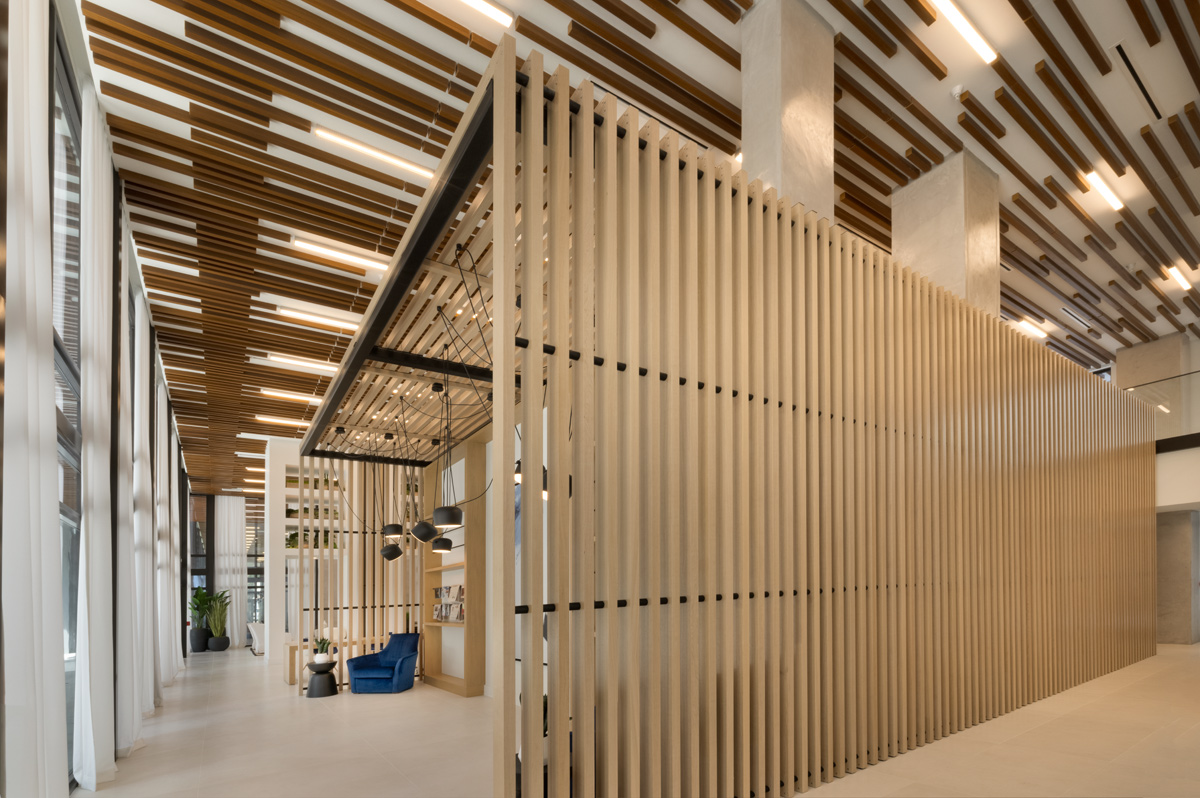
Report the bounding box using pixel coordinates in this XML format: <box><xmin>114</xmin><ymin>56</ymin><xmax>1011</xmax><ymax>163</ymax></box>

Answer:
<box><xmin>487</xmin><ymin>37</ymin><xmax>1156</xmax><ymax>798</ymax></box>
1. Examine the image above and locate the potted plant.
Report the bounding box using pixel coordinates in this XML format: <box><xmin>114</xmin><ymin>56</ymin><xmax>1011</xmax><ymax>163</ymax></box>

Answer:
<box><xmin>313</xmin><ymin>637</ymin><xmax>332</xmax><ymax>664</ymax></box>
<box><xmin>188</xmin><ymin>587</ymin><xmax>212</xmax><ymax>653</ymax></box>
<box><xmin>207</xmin><ymin>591</ymin><xmax>232</xmax><ymax>651</ymax></box>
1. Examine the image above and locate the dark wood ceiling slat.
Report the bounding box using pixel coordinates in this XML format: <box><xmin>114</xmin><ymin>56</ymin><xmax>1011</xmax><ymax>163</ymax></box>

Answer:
<box><xmin>1053</xmin><ymin>0</ymin><xmax>1113</xmax><ymax>74</ymax></box>
<box><xmin>1141</xmin><ymin>124</ymin><xmax>1200</xmax><ymax>215</ymax></box>
<box><xmin>1155</xmin><ymin>0</ymin><xmax>1200</xmax><ymax>96</ymax></box>
<box><xmin>1088</xmin><ymin>237</ymin><xmax>1142</xmax><ymax>290</ymax></box>
<box><xmin>958</xmin><ymin>90</ymin><xmax>1005</xmax><ymax>138</ymax></box>
<box><xmin>593</xmin><ymin>0</ymin><xmax>658</xmax><ymax>37</ymax></box>
<box><xmin>634</xmin><ymin>0</ymin><xmax>740</xmax><ymax>68</ymax></box>
<box><xmin>827</xmin><ymin>0</ymin><xmax>898</xmax><ymax>58</ymax></box>
<box><xmin>863</xmin><ymin>0</ymin><xmax>947</xmax><ymax>80</ymax></box>
<box><xmin>834</xmin><ymin>63</ymin><xmax>943</xmax><ymax>164</ymax></box>
<box><xmin>1167</xmin><ymin>113</ymin><xmax>1200</xmax><ymax>168</ymax></box>
<box><xmin>1033</xmin><ymin>60</ymin><xmax>1126</xmax><ymax>176</ymax></box>
<box><xmin>1044</xmin><ymin>176</ymin><xmax>1117</xmax><ymax>250</ymax></box>
<box><xmin>902</xmin><ymin>0</ymin><xmax>937</xmax><ymax>26</ymax></box>
<box><xmin>960</xmin><ymin>114</ymin><xmax>1056</xmax><ymax>208</ymax></box>
<box><xmin>1126</xmin><ymin>0</ymin><xmax>1162</xmax><ymax>46</ymax></box>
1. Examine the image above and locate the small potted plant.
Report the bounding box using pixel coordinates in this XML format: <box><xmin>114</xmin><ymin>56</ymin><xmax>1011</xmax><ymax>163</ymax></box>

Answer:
<box><xmin>188</xmin><ymin>587</ymin><xmax>212</xmax><ymax>653</ymax></box>
<box><xmin>313</xmin><ymin>637</ymin><xmax>332</xmax><ymax>664</ymax></box>
<box><xmin>206</xmin><ymin>591</ymin><xmax>232</xmax><ymax>651</ymax></box>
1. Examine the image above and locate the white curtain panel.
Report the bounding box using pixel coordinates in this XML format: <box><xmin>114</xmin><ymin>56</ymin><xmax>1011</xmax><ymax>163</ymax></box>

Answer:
<box><xmin>72</xmin><ymin>82</ymin><xmax>118</xmax><ymax>791</ymax></box>
<box><xmin>155</xmin><ymin>379</ymin><xmax>182</xmax><ymax>686</ymax></box>
<box><xmin>215</xmin><ymin>496</ymin><xmax>248</xmax><ymax>646</ymax></box>
<box><xmin>114</xmin><ymin>220</ymin><xmax>145</xmax><ymax>755</ymax></box>
<box><xmin>1</xmin><ymin>0</ymin><xmax>71</xmax><ymax>793</ymax></box>
<box><xmin>169</xmin><ymin>431</ymin><xmax>186</xmax><ymax>677</ymax></box>
<box><xmin>133</xmin><ymin>295</ymin><xmax>160</xmax><ymax>711</ymax></box>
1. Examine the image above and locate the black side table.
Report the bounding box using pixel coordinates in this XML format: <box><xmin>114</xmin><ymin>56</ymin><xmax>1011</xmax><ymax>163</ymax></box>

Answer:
<box><xmin>306</xmin><ymin>661</ymin><xmax>338</xmax><ymax>698</ymax></box>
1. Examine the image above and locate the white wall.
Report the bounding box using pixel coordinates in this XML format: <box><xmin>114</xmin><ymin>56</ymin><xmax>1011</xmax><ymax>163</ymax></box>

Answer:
<box><xmin>1158</xmin><ymin>448</ymin><xmax>1200</xmax><ymax>512</ymax></box>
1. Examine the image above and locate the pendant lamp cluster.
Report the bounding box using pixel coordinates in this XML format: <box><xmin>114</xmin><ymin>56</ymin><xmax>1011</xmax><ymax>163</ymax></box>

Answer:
<box><xmin>378</xmin><ymin>355</ymin><xmax>464</xmax><ymax>561</ymax></box>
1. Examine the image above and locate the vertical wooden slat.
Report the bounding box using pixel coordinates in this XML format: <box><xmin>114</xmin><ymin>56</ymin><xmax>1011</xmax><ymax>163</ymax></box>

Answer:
<box><xmin>747</xmin><ymin>178</ymin><xmax>767</xmax><ymax>798</ymax></box>
<box><xmin>491</xmin><ymin>35</ymin><xmax>518</xmax><ymax>798</ymax></box>
<box><xmin>545</xmin><ymin>64</ymin><xmax>572</xmax><ymax>798</ymax></box>
<box><xmin>716</xmin><ymin>159</ymin><xmax>736</xmax><ymax>798</ymax></box>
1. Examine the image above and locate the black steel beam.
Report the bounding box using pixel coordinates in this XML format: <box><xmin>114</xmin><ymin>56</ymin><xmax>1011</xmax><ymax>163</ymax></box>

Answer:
<box><xmin>368</xmin><ymin>345</ymin><xmax>493</xmax><ymax>384</ymax></box>
<box><xmin>309</xmin><ymin>447</ymin><xmax>430</xmax><ymax>468</ymax></box>
<box><xmin>300</xmin><ymin>78</ymin><xmax>496</xmax><ymax>457</ymax></box>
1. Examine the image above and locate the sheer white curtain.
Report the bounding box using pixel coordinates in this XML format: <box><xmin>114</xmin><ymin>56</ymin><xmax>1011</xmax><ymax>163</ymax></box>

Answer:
<box><xmin>155</xmin><ymin>379</ymin><xmax>182</xmax><ymax>686</ymax></box>
<box><xmin>133</xmin><ymin>296</ymin><xmax>160</xmax><ymax>711</ymax></box>
<box><xmin>215</xmin><ymin>496</ymin><xmax>248</xmax><ymax>647</ymax></box>
<box><xmin>1</xmin><ymin>0</ymin><xmax>71</xmax><ymax>793</ymax></box>
<box><xmin>114</xmin><ymin>222</ymin><xmax>145</xmax><ymax>756</ymax></box>
<box><xmin>72</xmin><ymin>81</ymin><xmax>117</xmax><ymax>791</ymax></box>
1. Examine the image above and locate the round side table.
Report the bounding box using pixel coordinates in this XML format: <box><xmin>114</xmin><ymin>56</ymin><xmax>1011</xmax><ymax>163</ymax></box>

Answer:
<box><xmin>306</xmin><ymin>661</ymin><xmax>338</xmax><ymax>698</ymax></box>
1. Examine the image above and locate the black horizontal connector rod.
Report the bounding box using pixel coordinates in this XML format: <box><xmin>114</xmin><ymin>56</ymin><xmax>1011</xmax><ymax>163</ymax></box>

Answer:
<box><xmin>368</xmin><ymin>345</ymin><xmax>494</xmax><ymax>384</ymax></box>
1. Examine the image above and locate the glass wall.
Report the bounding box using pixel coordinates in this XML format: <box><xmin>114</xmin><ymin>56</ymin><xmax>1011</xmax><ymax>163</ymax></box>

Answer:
<box><xmin>246</xmin><ymin>500</ymin><xmax>265</xmax><ymax>645</ymax></box>
<box><xmin>51</xmin><ymin>19</ymin><xmax>83</xmax><ymax>781</ymax></box>
<box><xmin>189</xmin><ymin>494</ymin><xmax>208</xmax><ymax>590</ymax></box>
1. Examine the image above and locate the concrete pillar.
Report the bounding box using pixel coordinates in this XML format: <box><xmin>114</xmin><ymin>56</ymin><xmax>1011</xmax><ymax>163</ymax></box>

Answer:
<box><xmin>1115</xmin><ymin>333</ymin><xmax>1195</xmax><ymax>438</ymax></box>
<box><xmin>740</xmin><ymin>0</ymin><xmax>834</xmax><ymax>220</ymax></box>
<box><xmin>891</xmin><ymin>150</ymin><xmax>1000</xmax><ymax>317</ymax></box>
<box><xmin>1156</xmin><ymin>510</ymin><xmax>1200</xmax><ymax>644</ymax></box>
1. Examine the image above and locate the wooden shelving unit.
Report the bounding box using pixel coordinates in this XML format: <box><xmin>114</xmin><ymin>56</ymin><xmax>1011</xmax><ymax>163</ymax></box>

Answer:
<box><xmin>421</xmin><ymin>437</ymin><xmax>486</xmax><ymax>698</ymax></box>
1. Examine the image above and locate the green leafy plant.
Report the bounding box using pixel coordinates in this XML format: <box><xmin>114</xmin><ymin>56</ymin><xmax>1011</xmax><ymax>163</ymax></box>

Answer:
<box><xmin>207</xmin><ymin>591</ymin><xmax>231</xmax><ymax>638</ymax></box>
<box><xmin>315</xmin><ymin>637</ymin><xmax>331</xmax><ymax>654</ymax></box>
<box><xmin>189</xmin><ymin>587</ymin><xmax>212</xmax><ymax>629</ymax></box>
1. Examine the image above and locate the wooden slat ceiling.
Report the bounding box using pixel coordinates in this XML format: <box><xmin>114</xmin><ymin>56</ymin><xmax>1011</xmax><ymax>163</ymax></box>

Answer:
<box><xmin>84</xmin><ymin>0</ymin><xmax>1200</xmax><ymax>492</ymax></box>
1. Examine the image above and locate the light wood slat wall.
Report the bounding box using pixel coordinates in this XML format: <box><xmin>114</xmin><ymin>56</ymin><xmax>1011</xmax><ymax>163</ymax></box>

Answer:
<box><xmin>488</xmin><ymin>43</ymin><xmax>1156</xmax><ymax>798</ymax></box>
<box><xmin>292</xmin><ymin>456</ymin><xmax>423</xmax><ymax>691</ymax></box>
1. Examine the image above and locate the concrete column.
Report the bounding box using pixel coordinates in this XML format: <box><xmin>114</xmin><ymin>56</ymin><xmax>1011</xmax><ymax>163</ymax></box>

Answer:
<box><xmin>740</xmin><ymin>0</ymin><xmax>834</xmax><ymax>220</ymax></box>
<box><xmin>891</xmin><ymin>150</ymin><xmax>1000</xmax><ymax>316</ymax></box>
<box><xmin>1156</xmin><ymin>510</ymin><xmax>1200</xmax><ymax>644</ymax></box>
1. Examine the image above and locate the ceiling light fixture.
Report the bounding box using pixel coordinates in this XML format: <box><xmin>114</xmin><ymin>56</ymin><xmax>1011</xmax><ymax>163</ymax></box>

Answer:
<box><xmin>734</xmin><ymin>152</ymin><xmax>743</xmax><ymax>163</ymax></box>
<box><xmin>431</xmin><ymin>536</ymin><xmax>453</xmax><ymax>554</ymax></box>
<box><xmin>245</xmin><ymin>478</ymin><xmax>265</xmax><ymax>484</ymax></box>
<box><xmin>243</xmin><ymin>488</ymin><xmax>265</xmax><ymax>494</ymax></box>
<box><xmin>1085</xmin><ymin>172</ymin><xmax>1124</xmax><ymax>210</ymax></box>
<box><xmin>246</xmin><ymin>467</ymin><xmax>265</xmax><ymax>473</ymax></box>
<box><xmin>261</xmin><ymin>388</ymin><xmax>323</xmax><ymax>405</ymax></box>
<box><xmin>458</xmin><ymin>0</ymin><xmax>513</xmax><ymax>27</ymax></box>
<box><xmin>277</xmin><ymin>307</ymin><xmax>361</xmax><ymax>331</ymax></box>
<box><xmin>1168</xmin><ymin>266</ymin><xmax>1192</xmax><ymax>290</ymax></box>
<box><xmin>236</xmin><ymin>452</ymin><xmax>267</xmax><ymax>460</ymax></box>
<box><xmin>267</xmin><ymin>354</ymin><xmax>338</xmax><ymax>373</ymax></box>
<box><xmin>1157</xmin><ymin>404</ymin><xmax>1171</xmax><ymax>413</ymax></box>
<box><xmin>293</xmin><ymin>238</ymin><xmax>389</xmax><ymax>272</ymax></box>
<box><xmin>254</xmin><ymin>415</ymin><xmax>311</xmax><ymax>427</ymax></box>
<box><xmin>313</xmin><ymin>129</ymin><xmax>435</xmax><ymax>178</ymax></box>
<box><xmin>1018</xmin><ymin>319</ymin><xmax>1048</xmax><ymax>339</ymax></box>
<box><xmin>930</xmin><ymin>0</ymin><xmax>997</xmax><ymax>63</ymax></box>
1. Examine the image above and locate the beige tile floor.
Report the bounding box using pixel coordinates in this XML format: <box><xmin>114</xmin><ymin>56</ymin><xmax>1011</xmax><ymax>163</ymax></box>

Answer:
<box><xmin>80</xmin><ymin>644</ymin><xmax>1200</xmax><ymax>797</ymax></box>
<box><xmin>77</xmin><ymin>647</ymin><xmax>492</xmax><ymax>798</ymax></box>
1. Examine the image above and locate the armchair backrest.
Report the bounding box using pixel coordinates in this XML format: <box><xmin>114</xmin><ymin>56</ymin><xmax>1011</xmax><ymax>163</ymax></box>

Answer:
<box><xmin>379</xmin><ymin>633</ymin><xmax>420</xmax><ymax>667</ymax></box>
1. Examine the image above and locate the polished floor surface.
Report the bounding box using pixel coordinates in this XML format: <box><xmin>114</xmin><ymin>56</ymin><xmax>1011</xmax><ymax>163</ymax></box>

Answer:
<box><xmin>80</xmin><ymin>644</ymin><xmax>1199</xmax><ymax>797</ymax></box>
<box><xmin>78</xmin><ymin>646</ymin><xmax>491</xmax><ymax>797</ymax></box>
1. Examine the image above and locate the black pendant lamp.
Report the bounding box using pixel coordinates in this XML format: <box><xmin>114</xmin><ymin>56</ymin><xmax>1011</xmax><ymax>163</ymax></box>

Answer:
<box><xmin>431</xmin><ymin>536</ymin><xmax>452</xmax><ymax>554</ymax></box>
<box><xmin>382</xmin><ymin>523</ymin><xmax>404</xmax><ymax>538</ymax></box>
<box><xmin>411</xmin><ymin>520</ymin><xmax>439</xmax><ymax>543</ymax></box>
<box><xmin>380</xmin><ymin>543</ymin><xmax>403</xmax><ymax>561</ymax></box>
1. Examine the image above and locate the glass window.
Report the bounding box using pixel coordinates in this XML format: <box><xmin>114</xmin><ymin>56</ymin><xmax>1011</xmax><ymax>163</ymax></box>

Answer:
<box><xmin>190</xmin><ymin>494</ymin><xmax>208</xmax><ymax>590</ymax></box>
<box><xmin>51</xmin><ymin>19</ymin><xmax>83</xmax><ymax>782</ymax></box>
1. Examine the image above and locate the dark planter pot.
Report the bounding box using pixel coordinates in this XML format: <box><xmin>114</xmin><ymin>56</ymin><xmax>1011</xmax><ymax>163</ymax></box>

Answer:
<box><xmin>190</xmin><ymin>627</ymin><xmax>211</xmax><ymax>653</ymax></box>
<box><xmin>208</xmin><ymin>636</ymin><xmax>230</xmax><ymax>651</ymax></box>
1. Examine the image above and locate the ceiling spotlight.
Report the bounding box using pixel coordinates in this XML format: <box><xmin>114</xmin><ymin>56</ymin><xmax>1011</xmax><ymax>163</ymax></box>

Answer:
<box><xmin>432</xmin><ymin>505</ymin><xmax>464</xmax><ymax>530</ymax></box>
<box><xmin>313</xmin><ymin>129</ymin><xmax>435</xmax><ymax>179</ymax></box>
<box><xmin>930</xmin><ymin>0</ymin><xmax>997</xmax><ymax>63</ymax></box>
<box><xmin>267</xmin><ymin>354</ymin><xmax>338</xmax><ymax>373</ymax></box>
<box><xmin>1168</xmin><ymin>266</ymin><xmax>1192</xmax><ymax>290</ymax></box>
<box><xmin>277</xmin><ymin>306</ymin><xmax>361</xmax><ymax>331</ymax></box>
<box><xmin>1085</xmin><ymin>172</ymin><xmax>1124</xmax><ymax>210</ymax></box>
<box><xmin>380</xmin><ymin>543</ymin><xmax>403</xmax><ymax>561</ymax></box>
<box><xmin>458</xmin><ymin>0</ymin><xmax>513</xmax><ymax>27</ymax></box>
<box><xmin>411</xmin><ymin>521</ymin><xmax>439</xmax><ymax>543</ymax></box>
<box><xmin>255</xmin><ymin>415</ymin><xmax>311</xmax><ymax>427</ymax></box>
<box><xmin>431</xmin><ymin>537</ymin><xmax>453</xmax><ymax>554</ymax></box>
<box><xmin>1018</xmin><ymin>319</ymin><xmax>1048</xmax><ymax>339</ymax></box>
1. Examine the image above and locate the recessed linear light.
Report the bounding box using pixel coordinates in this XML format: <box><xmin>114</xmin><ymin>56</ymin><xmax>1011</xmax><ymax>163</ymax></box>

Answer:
<box><xmin>312</xmin><ymin>129</ymin><xmax>435</xmax><ymax>179</ymax></box>
<box><xmin>245</xmin><ymin>478</ymin><xmax>265</xmax><ymax>484</ymax></box>
<box><xmin>149</xmin><ymin>298</ymin><xmax>202</xmax><ymax>315</ymax></box>
<box><xmin>236</xmin><ymin>452</ymin><xmax>267</xmax><ymax>460</ymax></box>
<box><xmin>164</xmin><ymin>364</ymin><xmax>206</xmax><ymax>374</ymax></box>
<box><xmin>277</xmin><ymin>306</ymin><xmax>361</xmax><ymax>331</ymax></box>
<box><xmin>243</xmin><ymin>488</ymin><xmax>265</xmax><ymax>494</ymax></box>
<box><xmin>1018</xmin><ymin>319</ymin><xmax>1048</xmax><ymax>339</ymax></box>
<box><xmin>143</xmin><ymin>260</ymin><xmax>200</xmax><ymax>277</ymax></box>
<box><xmin>261</xmin><ymin>388</ymin><xmax>323</xmax><ymax>405</ymax></box>
<box><xmin>459</xmin><ymin>0</ymin><xmax>512</xmax><ymax>26</ymax></box>
<box><xmin>1085</xmin><ymin>172</ymin><xmax>1124</xmax><ymax>210</ymax></box>
<box><xmin>293</xmin><ymin>239</ymin><xmax>388</xmax><ymax>272</ymax></box>
<box><xmin>1157</xmin><ymin>404</ymin><xmax>1171</xmax><ymax>414</ymax></box>
<box><xmin>246</xmin><ymin>467</ymin><xmax>266</xmax><ymax>473</ymax></box>
<box><xmin>267</xmin><ymin>354</ymin><xmax>338</xmax><ymax>373</ymax></box>
<box><xmin>930</xmin><ymin>0</ymin><xmax>996</xmax><ymax>63</ymax></box>
<box><xmin>1168</xmin><ymin>266</ymin><xmax>1192</xmax><ymax>290</ymax></box>
<box><xmin>255</xmin><ymin>415</ymin><xmax>311</xmax><ymax>427</ymax></box>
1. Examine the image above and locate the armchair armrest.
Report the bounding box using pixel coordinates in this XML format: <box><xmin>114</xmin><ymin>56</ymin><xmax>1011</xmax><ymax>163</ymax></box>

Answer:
<box><xmin>392</xmin><ymin>650</ymin><xmax>419</xmax><ymax>692</ymax></box>
<box><xmin>347</xmin><ymin>653</ymin><xmax>381</xmax><ymax>672</ymax></box>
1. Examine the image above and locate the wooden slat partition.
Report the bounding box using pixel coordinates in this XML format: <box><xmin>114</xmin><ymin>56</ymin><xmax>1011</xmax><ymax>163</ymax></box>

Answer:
<box><xmin>487</xmin><ymin>42</ymin><xmax>1156</xmax><ymax>798</ymax></box>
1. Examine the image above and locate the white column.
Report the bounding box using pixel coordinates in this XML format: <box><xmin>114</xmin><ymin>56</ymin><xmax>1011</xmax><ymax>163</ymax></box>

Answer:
<box><xmin>891</xmin><ymin>149</ymin><xmax>1001</xmax><ymax>316</ymax></box>
<box><xmin>740</xmin><ymin>0</ymin><xmax>835</xmax><ymax>219</ymax></box>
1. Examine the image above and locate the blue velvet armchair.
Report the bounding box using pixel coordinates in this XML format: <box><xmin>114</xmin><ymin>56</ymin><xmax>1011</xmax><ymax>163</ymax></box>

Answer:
<box><xmin>346</xmin><ymin>633</ymin><xmax>420</xmax><ymax>694</ymax></box>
